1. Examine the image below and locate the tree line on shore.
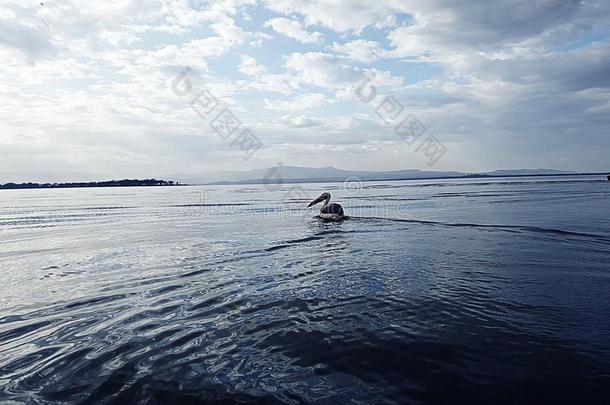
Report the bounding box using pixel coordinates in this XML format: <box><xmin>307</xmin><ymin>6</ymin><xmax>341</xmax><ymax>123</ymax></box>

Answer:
<box><xmin>0</xmin><ymin>179</ymin><xmax>182</xmax><ymax>190</ymax></box>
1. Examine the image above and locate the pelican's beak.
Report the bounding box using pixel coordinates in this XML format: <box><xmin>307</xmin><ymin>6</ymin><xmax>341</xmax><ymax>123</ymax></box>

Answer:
<box><xmin>307</xmin><ymin>194</ymin><xmax>325</xmax><ymax>207</ymax></box>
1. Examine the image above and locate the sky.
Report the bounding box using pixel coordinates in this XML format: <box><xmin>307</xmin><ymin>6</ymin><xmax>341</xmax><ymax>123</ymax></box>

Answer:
<box><xmin>1</xmin><ymin>0</ymin><xmax>610</xmax><ymax>182</ymax></box>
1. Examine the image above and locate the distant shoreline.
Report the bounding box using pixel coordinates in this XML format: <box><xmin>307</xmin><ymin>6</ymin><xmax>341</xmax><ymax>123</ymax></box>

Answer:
<box><xmin>204</xmin><ymin>172</ymin><xmax>610</xmax><ymax>186</ymax></box>
<box><xmin>1</xmin><ymin>173</ymin><xmax>607</xmax><ymax>190</ymax></box>
<box><xmin>0</xmin><ymin>179</ymin><xmax>183</xmax><ymax>190</ymax></box>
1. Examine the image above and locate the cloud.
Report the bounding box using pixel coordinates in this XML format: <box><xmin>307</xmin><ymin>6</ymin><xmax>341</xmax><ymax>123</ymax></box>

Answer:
<box><xmin>238</xmin><ymin>73</ymin><xmax>299</xmax><ymax>95</ymax></box>
<box><xmin>238</xmin><ymin>55</ymin><xmax>267</xmax><ymax>76</ymax></box>
<box><xmin>280</xmin><ymin>114</ymin><xmax>324</xmax><ymax>128</ymax></box>
<box><xmin>382</xmin><ymin>0</ymin><xmax>610</xmax><ymax>62</ymax></box>
<box><xmin>264</xmin><ymin>93</ymin><xmax>328</xmax><ymax>111</ymax></box>
<box><xmin>0</xmin><ymin>19</ymin><xmax>55</xmax><ymax>63</ymax></box>
<box><xmin>285</xmin><ymin>52</ymin><xmax>403</xmax><ymax>91</ymax></box>
<box><xmin>265</xmin><ymin>17</ymin><xmax>323</xmax><ymax>44</ymax></box>
<box><xmin>285</xmin><ymin>52</ymin><xmax>358</xmax><ymax>88</ymax></box>
<box><xmin>1</xmin><ymin>0</ymin><xmax>610</xmax><ymax>179</ymax></box>
<box><xmin>330</xmin><ymin>39</ymin><xmax>386</xmax><ymax>62</ymax></box>
<box><xmin>263</xmin><ymin>0</ymin><xmax>407</xmax><ymax>32</ymax></box>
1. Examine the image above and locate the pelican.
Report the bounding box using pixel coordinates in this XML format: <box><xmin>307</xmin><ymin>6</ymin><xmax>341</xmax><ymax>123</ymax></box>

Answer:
<box><xmin>307</xmin><ymin>192</ymin><xmax>345</xmax><ymax>221</ymax></box>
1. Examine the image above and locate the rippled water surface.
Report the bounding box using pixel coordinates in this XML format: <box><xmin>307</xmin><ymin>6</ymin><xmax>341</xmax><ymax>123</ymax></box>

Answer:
<box><xmin>1</xmin><ymin>176</ymin><xmax>610</xmax><ymax>403</ymax></box>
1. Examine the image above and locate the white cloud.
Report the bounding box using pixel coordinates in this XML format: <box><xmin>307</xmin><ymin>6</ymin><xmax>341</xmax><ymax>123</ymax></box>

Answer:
<box><xmin>265</xmin><ymin>17</ymin><xmax>323</xmax><ymax>44</ymax></box>
<box><xmin>238</xmin><ymin>73</ymin><xmax>299</xmax><ymax>95</ymax></box>
<box><xmin>264</xmin><ymin>93</ymin><xmax>328</xmax><ymax>111</ymax></box>
<box><xmin>285</xmin><ymin>52</ymin><xmax>359</xmax><ymax>88</ymax></box>
<box><xmin>263</xmin><ymin>0</ymin><xmax>409</xmax><ymax>32</ymax></box>
<box><xmin>1</xmin><ymin>0</ymin><xmax>610</xmax><ymax>179</ymax></box>
<box><xmin>239</xmin><ymin>55</ymin><xmax>267</xmax><ymax>76</ymax></box>
<box><xmin>284</xmin><ymin>52</ymin><xmax>404</xmax><ymax>104</ymax></box>
<box><xmin>330</xmin><ymin>39</ymin><xmax>386</xmax><ymax>62</ymax></box>
<box><xmin>280</xmin><ymin>114</ymin><xmax>324</xmax><ymax>128</ymax></box>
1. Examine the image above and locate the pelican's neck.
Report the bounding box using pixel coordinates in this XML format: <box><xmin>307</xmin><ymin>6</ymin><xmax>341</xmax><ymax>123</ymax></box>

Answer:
<box><xmin>324</xmin><ymin>195</ymin><xmax>331</xmax><ymax>205</ymax></box>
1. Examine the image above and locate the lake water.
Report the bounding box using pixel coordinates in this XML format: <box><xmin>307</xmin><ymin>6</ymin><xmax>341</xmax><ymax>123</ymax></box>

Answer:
<box><xmin>1</xmin><ymin>176</ymin><xmax>609</xmax><ymax>403</ymax></box>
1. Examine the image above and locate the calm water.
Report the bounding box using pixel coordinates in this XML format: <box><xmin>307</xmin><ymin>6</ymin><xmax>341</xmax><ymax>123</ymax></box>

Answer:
<box><xmin>1</xmin><ymin>176</ymin><xmax>609</xmax><ymax>404</ymax></box>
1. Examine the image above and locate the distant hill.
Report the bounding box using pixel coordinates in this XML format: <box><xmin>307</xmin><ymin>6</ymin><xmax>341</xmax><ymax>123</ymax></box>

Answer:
<box><xmin>484</xmin><ymin>169</ymin><xmax>576</xmax><ymax>176</ymax></box>
<box><xmin>167</xmin><ymin>166</ymin><xmax>579</xmax><ymax>185</ymax></box>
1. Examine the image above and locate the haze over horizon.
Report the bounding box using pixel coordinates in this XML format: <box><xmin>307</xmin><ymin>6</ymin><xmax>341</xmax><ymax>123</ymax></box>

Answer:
<box><xmin>2</xmin><ymin>0</ymin><xmax>610</xmax><ymax>183</ymax></box>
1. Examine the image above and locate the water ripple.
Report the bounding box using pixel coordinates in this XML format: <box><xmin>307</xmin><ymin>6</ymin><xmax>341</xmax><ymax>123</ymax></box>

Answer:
<box><xmin>1</xmin><ymin>177</ymin><xmax>610</xmax><ymax>403</ymax></box>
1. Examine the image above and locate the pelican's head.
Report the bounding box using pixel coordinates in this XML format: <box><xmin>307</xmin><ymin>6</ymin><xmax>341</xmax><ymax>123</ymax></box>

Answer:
<box><xmin>307</xmin><ymin>192</ymin><xmax>330</xmax><ymax>207</ymax></box>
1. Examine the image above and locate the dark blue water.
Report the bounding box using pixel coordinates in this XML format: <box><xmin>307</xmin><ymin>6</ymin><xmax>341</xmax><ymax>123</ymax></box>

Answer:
<box><xmin>1</xmin><ymin>176</ymin><xmax>609</xmax><ymax>403</ymax></box>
